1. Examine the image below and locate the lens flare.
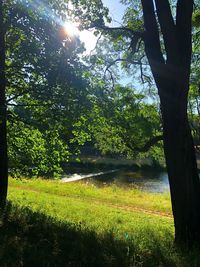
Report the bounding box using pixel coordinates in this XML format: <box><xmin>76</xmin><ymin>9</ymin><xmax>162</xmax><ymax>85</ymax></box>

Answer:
<box><xmin>17</xmin><ymin>0</ymin><xmax>97</xmax><ymax>53</ymax></box>
<box><xmin>63</xmin><ymin>21</ymin><xmax>80</xmax><ymax>37</ymax></box>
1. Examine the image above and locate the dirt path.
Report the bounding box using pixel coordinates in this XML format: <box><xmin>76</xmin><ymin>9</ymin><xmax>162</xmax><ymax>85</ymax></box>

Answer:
<box><xmin>9</xmin><ymin>184</ymin><xmax>173</xmax><ymax>219</ymax></box>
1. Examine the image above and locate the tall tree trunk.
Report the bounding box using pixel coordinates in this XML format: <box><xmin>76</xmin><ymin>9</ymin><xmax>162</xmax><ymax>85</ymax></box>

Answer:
<box><xmin>141</xmin><ymin>0</ymin><xmax>200</xmax><ymax>246</ymax></box>
<box><xmin>160</xmin><ymin>86</ymin><xmax>200</xmax><ymax>246</ymax></box>
<box><xmin>0</xmin><ymin>0</ymin><xmax>8</xmax><ymax>211</ymax></box>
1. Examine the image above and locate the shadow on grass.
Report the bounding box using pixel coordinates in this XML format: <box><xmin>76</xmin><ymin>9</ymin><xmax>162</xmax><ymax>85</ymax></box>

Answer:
<box><xmin>0</xmin><ymin>202</ymin><xmax>200</xmax><ymax>267</ymax></box>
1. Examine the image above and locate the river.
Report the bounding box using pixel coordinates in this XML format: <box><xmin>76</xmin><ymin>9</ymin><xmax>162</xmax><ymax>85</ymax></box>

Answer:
<box><xmin>89</xmin><ymin>169</ymin><xmax>170</xmax><ymax>193</ymax></box>
<box><xmin>62</xmin><ymin>157</ymin><xmax>200</xmax><ymax>193</ymax></box>
<box><xmin>62</xmin><ymin>168</ymin><xmax>170</xmax><ymax>193</ymax></box>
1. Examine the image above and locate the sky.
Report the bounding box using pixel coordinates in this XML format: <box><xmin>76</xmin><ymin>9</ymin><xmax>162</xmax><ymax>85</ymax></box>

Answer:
<box><xmin>79</xmin><ymin>0</ymin><xmax>126</xmax><ymax>53</ymax></box>
<box><xmin>102</xmin><ymin>0</ymin><xmax>126</xmax><ymax>25</ymax></box>
<box><xmin>63</xmin><ymin>1</ymin><xmax>146</xmax><ymax>95</ymax></box>
<box><xmin>77</xmin><ymin>0</ymin><xmax>142</xmax><ymax>91</ymax></box>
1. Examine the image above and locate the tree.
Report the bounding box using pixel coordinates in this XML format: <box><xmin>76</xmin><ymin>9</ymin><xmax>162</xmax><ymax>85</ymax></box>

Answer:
<box><xmin>88</xmin><ymin>85</ymin><xmax>163</xmax><ymax>162</ymax></box>
<box><xmin>0</xmin><ymin>0</ymin><xmax>90</xmax><ymax>207</ymax></box>
<box><xmin>0</xmin><ymin>0</ymin><xmax>8</xmax><ymax>210</ymax></box>
<box><xmin>6</xmin><ymin>26</ymin><xmax>89</xmax><ymax>177</ymax></box>
<box><xmin>70</xmin><ymin>0</ymin><xmax>200</xmax><ymax>246</ymax></box>
<box><xmin>138</xmin><ymin>0</ymin><xmax>200</xmax><ymax>247</ymax></box>
<box><xmin>189</xmin><ymin>8</ymin><xmax>200</xmax><ymax>146</ymax></box>
<box><xmin>7</xmin><ymin>119</ymin><xmax>70</xmax><ymax>177</ymax></box>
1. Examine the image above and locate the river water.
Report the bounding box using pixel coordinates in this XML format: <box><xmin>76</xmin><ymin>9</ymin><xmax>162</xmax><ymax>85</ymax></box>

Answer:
<box><xmin>85</xmin><ymin>170</ymin><xmax>169</xmax><ymax>193</ymax></box>
<box><xmin>63</xmin><ymin>169</ymin><xmax>170</xmax><ymax>193</ymax></box>
<box><xmin>63</xmin><ymin>157</ymin><xmax>200</xmax><ymax>193</ymax></box>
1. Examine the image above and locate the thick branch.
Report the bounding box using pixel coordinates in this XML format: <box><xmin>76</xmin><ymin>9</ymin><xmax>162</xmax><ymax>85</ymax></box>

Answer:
<box><xmin>154</xmin><ymin>0</ymin><xmax>178</xmax><ymax>64</ymax></box>
<box><xmin>6</xmin><ymin>88</ymin><xmax>31</xmax><ymax>103</ymax></box>
<box><xmin>176</xmin><ymin>0</ymin><xmax>193</xmax><ymax>68</ymax></box>
<box><xmin>141</xmin><ymin>0</ymin><xmax>165</xmax><ymax>88</ymax></box>
<box><xmin>127</xmin><ymin>135</ymin><xmax>163</xmax><ymax>153</ymax></box>
<box><xmin>95</xmin><ymin>25</ymin><xmax>144</xmax><ymax>39</ymax></box>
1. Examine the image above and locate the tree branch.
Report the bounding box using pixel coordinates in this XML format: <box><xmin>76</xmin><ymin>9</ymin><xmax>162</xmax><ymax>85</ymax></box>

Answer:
<box><xmin>7</xmin><ymin>103</ymin><xmax>51</xmax><ymax>107</ymax></box>
<box><xmin>176</xmin><ymin>0</ymin><xmax>193</xmax><ymax>68</ymax></box>
<box><xmin>104</xmin><ymin>57</ymin><xmax>147</xmax><ymax>74</ymax></box>
<box><xmin>89</xmin><ymin>32</ymin><xmax>103</xmax><ymax>56</ymax></box>
<box><xmin>141</xmin><ymin>0</ymin><xmax>166</xmax><ymax>89</ymax></box>
<box><xmin>94</xmin><ymin>25</ymin><xmax>145</xmax><ymax>39</ymax></box>
<box><xmin>6</xmin><ymin>88</ymin><xmax>31</xmax><ymax>103</ymax></box>
<box><xmin>127</xmin><ymin>135</ymin><xmax>163</xmax><ymax>153</ymax></box>
<box><xmin>6</xmin><ymin>65</ymin><xmax>35</xmax><ymax>71</ymax></box>
<box><xmin>154</xmin><ymin>0</ymin><xmax>178</xmax><ymax>64</ymax></box>
<box><xmin>106</xmin><ymin>69</ymin><xmax>115</xmax><ymax>90</ymax></box>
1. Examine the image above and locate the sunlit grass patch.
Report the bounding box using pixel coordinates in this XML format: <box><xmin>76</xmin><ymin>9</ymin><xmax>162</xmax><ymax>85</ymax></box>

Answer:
<box><xmin>2</xmin><ymin>177</ymin><xmax>199</xmax><ymax>266</ymax></box>
<box><xmin>8</xmin><ymin>186</ymin><xmax>173</xmax><ymax>236</ymax></box>
<box><xmin>9</xmin><ymin>177</ymin><xmax>172</xmax><ymax>214</ymax></box>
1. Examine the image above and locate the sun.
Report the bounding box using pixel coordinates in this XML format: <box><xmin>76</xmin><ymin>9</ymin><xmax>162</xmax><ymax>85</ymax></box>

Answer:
<box><xmin>63</xmin><ymin>21</ymin><xmax>79</xmax><ymax>37</ymax></box>
<box><xmin>63</xmin><ymin>21</ymin><xmax>97</xmax><ymax>53</ymax></box>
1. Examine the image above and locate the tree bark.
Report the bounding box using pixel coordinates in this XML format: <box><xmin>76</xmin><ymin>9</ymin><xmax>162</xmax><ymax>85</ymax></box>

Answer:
<box><xmin>141</xmin><ymin>0</ymin><xmax>200</xmax><ymax>246</ymax></box>
<box><xmin>0</xmin><ymin>0</ymin><xmax>8</xmax><ymax>211</ymax></box>
<box><xmin>160</xmin><ymin>86</ymin><xmax>200</xmax><ymax>246</ymax></box>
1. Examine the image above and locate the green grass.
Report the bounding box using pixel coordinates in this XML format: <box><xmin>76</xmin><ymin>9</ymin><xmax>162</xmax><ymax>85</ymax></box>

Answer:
<box><xmin>0</xmin><ymin>178</ymin><xmax>199</xmax><ymax>266</ymax></box>
<box><xmin>9</xmin><ymin>178</ymin><xmax>172</xmax><ymax>214</ymax></box>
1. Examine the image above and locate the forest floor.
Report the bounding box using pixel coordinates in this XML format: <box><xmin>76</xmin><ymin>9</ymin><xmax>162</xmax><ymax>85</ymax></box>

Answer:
<box><xmin>0</xmin><ymin>178</ymin><xmax>200</xmax><ymax>267</ymax></box>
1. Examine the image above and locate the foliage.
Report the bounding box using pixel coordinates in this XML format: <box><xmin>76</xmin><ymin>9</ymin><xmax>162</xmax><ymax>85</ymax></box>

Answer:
<box><xmin>87</xmin><ymin>85</ymin><xmax>164</xmax><ymax>163</ymax></box>
<box><xmin>69</xmin><ymin>0</ymin><xmax>111</xmax><ymax>29</ymax></box>
<box><xmin>188</xmin><ymin>86</ymin><xmax>200</xmax><ymax>145</ymax></box>
<box><xmin>5</xmin><ymin>0</ymin><xmax>199</xmax><ymax>177</ymax></box>
<box><xmin>8</xmin><ymin>120</ymin><xmax>69</xmax><ymax>177</ymax></box>
<box><xmin>5</xmin><ymin>0</ymin><xmax>91</xmax><ymax>177</ymax></box>
<box><xmin>189</xmin><ymin>6</ymin><xmax>200</xmax><ymax>145</ymax></box>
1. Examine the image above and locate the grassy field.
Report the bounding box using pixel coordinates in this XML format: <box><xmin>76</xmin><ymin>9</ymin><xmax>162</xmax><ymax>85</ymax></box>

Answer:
<box><xmin>0</xmin><ymin>178</ymin><xmax>199</xmax><ymax>266</ymax></box>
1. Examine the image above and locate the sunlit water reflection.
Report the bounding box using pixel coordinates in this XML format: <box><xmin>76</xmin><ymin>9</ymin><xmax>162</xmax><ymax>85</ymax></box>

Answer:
<box><xmin>63</xmin><ymin>169</ymin><xmax>170</xmax><ymax>193</ymax></box>
<box><xmin>86</xmin><ymin>170</ymin><xmax>170</xmax><ymax>193</ymax></box>
<box><xmin>63</xmin><ymin>157</ymin><xmax>200</xmax><ymax>193</ymax></box>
